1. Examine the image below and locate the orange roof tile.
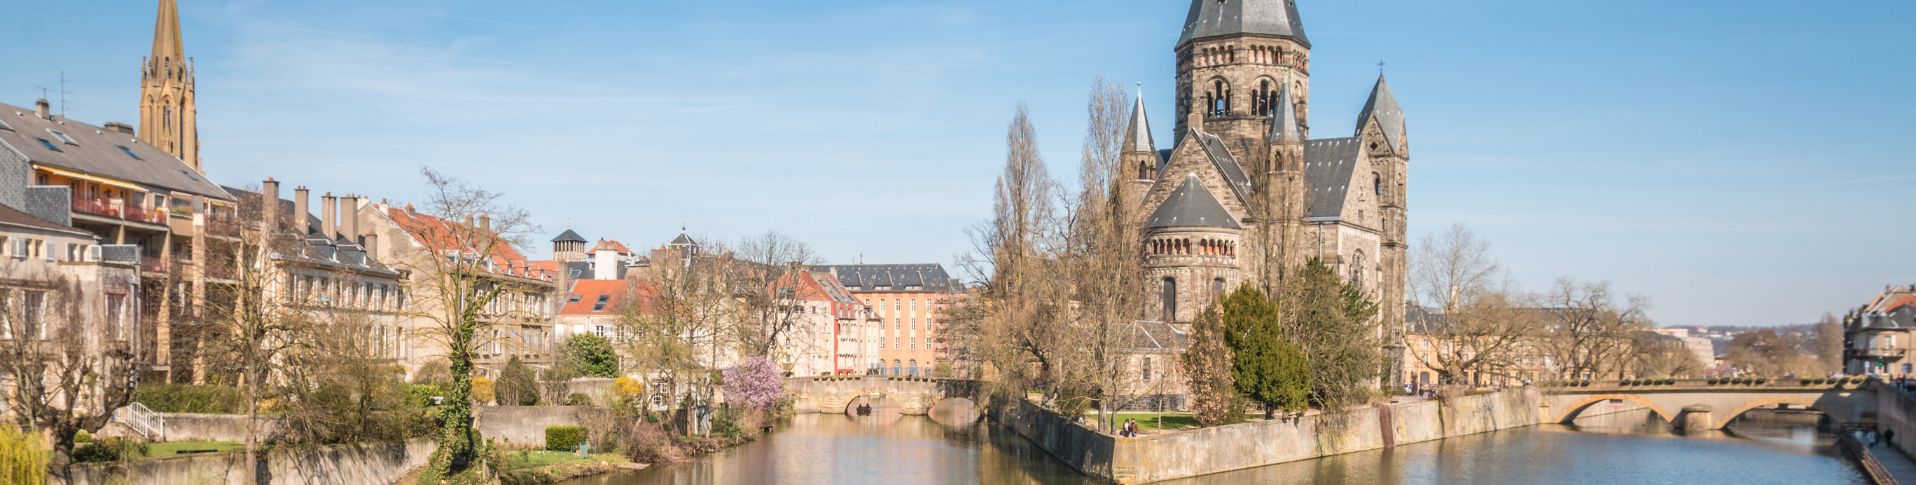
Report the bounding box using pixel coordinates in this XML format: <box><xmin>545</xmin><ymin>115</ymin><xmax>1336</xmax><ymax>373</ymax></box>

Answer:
<box><xmin>385</xmin><ymin>206</ymin><xmax>551</xmax><ymax>280</ymax></box>
<box><xmin>561</xmin><ymin>279</ymin><xmax>658</xmax><ymax>316</ymax></box>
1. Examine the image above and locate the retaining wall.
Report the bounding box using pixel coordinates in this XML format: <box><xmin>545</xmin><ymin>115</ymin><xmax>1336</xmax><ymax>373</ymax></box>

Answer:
<box><xmin>997</xmin><ymin>389</ymin><xmax>1540</xmax><ymax>483</ymax></box>
<box><xmin>475</xmin><ymin>405</ymin><xmax>592</xmax><ymax>448</ymax></box>
<box><xmin>59</xmin><ymin>438</ymin><xmax>434</xmax><ymax>485</ymax></box>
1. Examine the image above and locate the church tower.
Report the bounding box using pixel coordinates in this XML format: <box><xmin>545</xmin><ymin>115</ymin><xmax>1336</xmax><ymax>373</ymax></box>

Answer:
<box><xmin>1174</xmin><ymin>0</ymin><xmax>1311</xmax><ymax>152</ymax></box>
<box><xmin>140</xmin><ymin>0</ymin><xmax>200</xmax><ymax>173</ymax></box>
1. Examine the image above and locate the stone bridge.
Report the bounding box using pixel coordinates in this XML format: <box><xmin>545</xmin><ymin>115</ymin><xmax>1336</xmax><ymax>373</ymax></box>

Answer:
<box><xmin>1541</xmin><ymin>379</ymin><xmax>1876</xmax><ymax>430</ymax></box>
<box><xmin>787</xmin><ymin>377</ymin><xmax>983</xmax><ymax>420</ymax></box>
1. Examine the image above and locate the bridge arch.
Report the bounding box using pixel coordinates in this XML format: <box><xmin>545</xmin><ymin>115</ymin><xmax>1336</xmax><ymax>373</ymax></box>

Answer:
<box><xmin>1719</xmin><ymin>396</ymin><xmax>1827</xmax><ymax>425</ymax></box>
<box><xmin>1550</xmin><ymin>394</ymin><xmax>1676</xmax><ymax>424</ymax></box>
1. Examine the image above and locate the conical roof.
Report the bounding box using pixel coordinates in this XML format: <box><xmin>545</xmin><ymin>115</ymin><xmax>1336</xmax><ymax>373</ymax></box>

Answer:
<box><xmin>1355</xmin><ymin>74</ymin><xmax>1406</xmax><ymax>149</ymax></box>
<box><xmin>1148</xmin><ymin>174</ymin><xmax>1241</xmax><ymax>230</ymax></box>
<box><xmin>1269</xmin><ymin>84</ymin><xmax>1302</xmax><ymax>143</ymax></box>
<box><xmin>1123</xmin><ymin>94</ymin><xmax>1156</xmax><ymax>154</ymax></box>
<box><xmin>1179</xmin><ymin>0</ymin><xmax>1309</xmax><ymax>48</ymax></box>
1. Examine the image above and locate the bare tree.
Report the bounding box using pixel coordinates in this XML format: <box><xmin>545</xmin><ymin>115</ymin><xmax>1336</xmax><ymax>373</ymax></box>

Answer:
<box><xmin>396</xmin><ymin>168</ymin><xmax>536</xmax><ymax>481</ymax></box>
<box><xmin>1539</xmin><ymin>280</ymin><xmax>1651</xmax><ymax>380</ymax></box>
<box><xmin>620</xmin><ymin>242</ymin><xmax>737</xmax><ymax>436</ymax></box>
<box><xmin>732</xmin><ymin>232</ymin><xmax>821</xmax><ymax>360</ymax></box>
<box><xmin>0</xmin><ymin>269</ymin><xmax>139</xmax><ymax>471</ymax></box>
<box><xmin>1066</xmin><ymin>76</ymin><xmax>1149</xmax><ymax>432</ymax></box>
<box><xmin>1407</xmin><ymin>224</ymin><xmax>1539</xmax><ymax>386</ymax></box>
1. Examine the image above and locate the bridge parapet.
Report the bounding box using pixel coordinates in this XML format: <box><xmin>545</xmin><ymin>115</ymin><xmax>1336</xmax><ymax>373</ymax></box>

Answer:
<box><xmin>1537</xmin><ymin>379</ymin><xmax>1877</xmax><ymax>430</ymax></box>
<box><xmin>1540</xmin><ymin>377</ymin><xmax>1870</xmax><ymax>393</ymax></box>
<box><xmin>785</xmin><ymin>377</ymin><xmax>982</xmax><ymax>416</ymax></box>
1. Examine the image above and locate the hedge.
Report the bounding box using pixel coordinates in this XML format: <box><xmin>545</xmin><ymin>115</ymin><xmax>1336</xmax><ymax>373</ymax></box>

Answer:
<box><xmin>134</xmin><ymin>384</ymin><xmax>245</xmax><ymax>414</ymax></box>
<box><xmin>546</xmin><ymin>426</ymin><xmax>585</xmax><ymax>452</ymax></box>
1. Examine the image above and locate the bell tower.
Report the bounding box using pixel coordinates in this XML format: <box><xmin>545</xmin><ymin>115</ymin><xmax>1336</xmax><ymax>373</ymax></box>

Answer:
<box><xmin>1173</xmin><ymin>0</ymin><xmax>1311</xmax><ymax>152</ymax></box>
<box><xmin>140</xmin><ymin>0</ymin><xmax>200</xmax><ymax>173</ymax></box>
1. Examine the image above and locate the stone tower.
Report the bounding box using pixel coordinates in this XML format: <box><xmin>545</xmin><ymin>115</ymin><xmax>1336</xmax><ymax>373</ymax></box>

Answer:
<box><xmin>140</xmin><ymin>0</ymin><xmax>200</xmax><ymax>172</ymax></box>
<box><xmin>1357</xmin><ymin>74</ymin><xmax>1411</xmax><ymax>384</ymax></box>
<box><xmin>1174</xmin><ymin>0</ymin><xmax>1311</xmax><ymax>152</ymax></box>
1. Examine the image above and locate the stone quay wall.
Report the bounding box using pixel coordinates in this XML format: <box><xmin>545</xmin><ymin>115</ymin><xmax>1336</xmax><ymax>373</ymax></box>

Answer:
<box><xmin>1876</xmin><ymin>383</ymin><xmax>1916</xmax><ymax>453</ymax></box>
<box><xmin>996</xmin><ymin>388</ymin><xmax>1541</xmax><ymax>483</ymax></box>
<box><xmin>59</xmin><ymin>438</ymin><xmax>434</xmax><ymax>485</ymax></box>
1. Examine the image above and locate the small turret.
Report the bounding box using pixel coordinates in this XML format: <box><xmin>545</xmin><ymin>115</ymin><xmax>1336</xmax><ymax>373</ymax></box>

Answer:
<box><xmin>1268</xmin><ymin>84</ymin><xmax>1302</xmax><ymax>144</ymax></box>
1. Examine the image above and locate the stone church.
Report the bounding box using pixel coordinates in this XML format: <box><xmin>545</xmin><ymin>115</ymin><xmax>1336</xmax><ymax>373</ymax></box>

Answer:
<box><xmin>1130</xmin><ymin>0</ymin><xmax>1410</xmax><ymax>386</ymax></box>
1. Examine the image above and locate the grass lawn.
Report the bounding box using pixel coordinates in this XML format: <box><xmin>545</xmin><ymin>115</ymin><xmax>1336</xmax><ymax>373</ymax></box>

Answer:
<box><xmin>1109</xmin><ymin>412</ymin><xmax>1200</xmax><ymax>432</ymax></box>
<box><xmin>145</xmin><ymin>440</ymin><xmax>245</xmax><ymax>457</ymax></box>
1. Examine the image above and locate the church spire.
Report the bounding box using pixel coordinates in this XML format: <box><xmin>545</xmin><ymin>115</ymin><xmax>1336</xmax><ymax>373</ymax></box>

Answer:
<box><xmin>152</xmin><ymin>0</ymin><xmax>183</xmax><ymax>62</ymax></box>
<box><xmin>1355</xmin><ymin>74</ymin><xmax>1405</xmax><ymax>150</ymax></box>
<box><xmin>1268</xmin><ymin>84</ymin><xmax>1302</xmax><ymax>144</ymax></box>
<box><xmin>1122</xmin><ymin>86</ymin><xmax>1156</xmax><ymax>154</ymax></box>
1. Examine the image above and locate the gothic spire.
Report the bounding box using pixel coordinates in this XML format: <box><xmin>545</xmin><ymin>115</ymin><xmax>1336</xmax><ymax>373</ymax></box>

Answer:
<box><xmin>1269</xmin><ymin>84</ymin><xmax>1302</xmax><ymax>144</ymax></box>
<box><xmin>1355</xmin><ymin>74</ymin><xmax>1405</xmax><ymax>148</ymax></box>
<box><xmin>1122</xmin><ymin>88</ymin><xmax>1156</xmax><ymax>154</ymax></box>
<box><xmin>152</xmin><ymin>0</ymin><xmax>184</xmax><ymax>62</ymax></box>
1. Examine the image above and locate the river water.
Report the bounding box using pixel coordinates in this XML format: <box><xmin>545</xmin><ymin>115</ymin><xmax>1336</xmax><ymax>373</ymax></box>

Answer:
<box><xmin>562</xmin><ymin>410</ymin><xmax>1865</xmax><ymax>485</ymax></box>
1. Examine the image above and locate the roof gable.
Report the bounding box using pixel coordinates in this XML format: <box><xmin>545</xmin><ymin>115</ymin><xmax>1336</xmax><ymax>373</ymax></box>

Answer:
<box><xmin>1148</xmin><ymin>174</ymin><xmax>1241</xmax><ymax>230</ymax></box>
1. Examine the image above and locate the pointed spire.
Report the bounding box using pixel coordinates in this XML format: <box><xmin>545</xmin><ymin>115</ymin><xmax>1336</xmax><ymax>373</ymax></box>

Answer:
<box><xmin>1355</xmin><ymin>74</ymin><xmax>1405</xmax><ymax>148</ymax></box>
<box><xmin>152</xmin><ymin>0</ymin><xmax>184</xmax><ymax>62</ymax></box>
<box><xmin>1179</xmin><ymin>0</ymin><xmax>1309</xmax><ymax>48</ymax></box>
<box><xmin>1269</xmin><ymin>84</ymin><xmax>1302</xmax><ymax>144</ymax></box>
<box><xmin>1123</xmin><ymin>85</ymin><xmax>1156</xmax><ymax>154</ymax></box>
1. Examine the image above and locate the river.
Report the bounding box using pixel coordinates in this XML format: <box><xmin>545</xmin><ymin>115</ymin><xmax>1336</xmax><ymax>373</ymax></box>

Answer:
<box><xmin>561</xmin><ymin>410</ymin><xmax>1865</xmax><ymax>484</ymax></box>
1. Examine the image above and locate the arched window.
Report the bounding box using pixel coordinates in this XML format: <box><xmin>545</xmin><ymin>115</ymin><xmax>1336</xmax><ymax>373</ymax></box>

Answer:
<box><xmin>892</xmin><ymin>359</ymin><xmax>902</xmax><ymax>376</ymax></box>
<box><xmin>1351</xmin><ymin>250</ymin><xmax>1366</xmax><ymax>290</ymax></box>
<box><xmin>908</xmin><ymin>360</ymin><xmax>919</xmax><ymax>377</ymax></box>
<box><xmin>1161</xmin><ymin>277</ymin><xmax>1177</xmax><ymax>322</ymax></box>
<box><xmin>1374</xmin><ymin>172</ymin><xmax>1384</xmax><ymax>197</ymax></box>
<box><xmin>1143</xmin><ymin>357</ymin><xmax>1153</xmax><ymax>383</ymax></box>
<box><xmin>1212</xmin><ymin>277</ymin><xmax>1226</xmax><ymax>298</ymax></box>
<box><xmin>1207</xmin><ymin>79</ymin><xmax>1231</xmax><ymax>117</ymax></box>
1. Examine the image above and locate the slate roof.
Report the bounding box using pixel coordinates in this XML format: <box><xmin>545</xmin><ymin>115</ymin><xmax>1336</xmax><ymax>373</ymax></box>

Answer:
<box><xmin>1123</xmin><ymin>95</ymin><xmax>1156</xmax><ymax>154</ymax></box>
<box><xmin>1356</xmin><ymin>75</ymin><xmax>1406</xmax><ymax>149</ymax></box>
<box><xmin>0</xmin><ymin>103</ymin><xmax>230</xmax><ymax>200</ymax></box>
<box><xmin>1303</xmin><ymin>137</ymin><xmax>1362</xmax><ymax>219</ymax></box>
<box><xmin>816</xmin><ymin>264</ymin><xmax>957</xmax><ymax>293</ymax></box>
<box><xmin>1148</xmin><ymin>174</ymin><xmax>1241</xmax><ymax>231</ymax></box>
<box><xmin>1131</xmin><ymin>320</ymin><xmax>1190</xmax><ymax>352</ymax></box>
<box><xmin>669</xmin><ymin>233</ymin><xmax>698</xmax><ymax>247</ymax></box>
<box><xmin>1195</xmin><ymin>132</ymin><xmax>1253</xmax><ymax>204</ymax></box>
<box><xmin>1179</xmin><ymin>0</ymin><xmax>1309</xmax><ymax>48</ymax></box>
<box><xmin>1861</xmin><ymin>287</ymin><xmax>1916</xmax><ymax>331</ymax></box>
<box><xmin>223</xmin><ymin>186</ymin><xmax>398</xmax><ymax>276</ymax></box>
<box><xmin>1269</xmin><ymin>84</ymin><xmax>1302</xmax><ymax>143</ymax></box>
<box><xmin>552</xmin><ymin>229</ymin><xmax>586</xmax><ymax>243</ymax></box>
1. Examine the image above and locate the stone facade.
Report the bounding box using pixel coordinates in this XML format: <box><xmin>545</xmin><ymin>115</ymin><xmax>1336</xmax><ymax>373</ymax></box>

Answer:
<box><xmin>1132</xmin><ymin>0</ymin><xmax>1411</xmax><ymax>387</ymax></box>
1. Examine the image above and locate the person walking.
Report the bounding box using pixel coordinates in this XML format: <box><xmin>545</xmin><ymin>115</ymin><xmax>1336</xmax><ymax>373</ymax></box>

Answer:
<box><xmin>1887</xmin><ymin>429</ymin><xmax>1898</xmax><ymax>448</ymax></box>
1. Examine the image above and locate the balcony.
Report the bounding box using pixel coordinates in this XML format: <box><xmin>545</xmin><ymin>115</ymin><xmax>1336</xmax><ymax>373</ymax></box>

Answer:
<box><xmin>1858</xmin><ymin>347</ymin><xmax>1908</xmax><ymax>359</ymax></box>
<box><xmin>140</xmin><ymin>256</ymin><xmax>166</xmax><ymax>274</ymax></box>
<box><xmin>72</xmin><ymin>196</ymin><xmax>167</xmax><ymax>226</ymax></box>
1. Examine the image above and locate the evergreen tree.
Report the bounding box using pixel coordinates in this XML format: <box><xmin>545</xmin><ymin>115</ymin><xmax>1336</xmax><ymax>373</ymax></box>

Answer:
<box><xmin>1183</xmin><ymin>308</ymin><xmax>1246</xmax><ymax>426</ymax></box>
<box><xmin>562</xmin><ymin>334</ymin><xmax>621</xmax><ymax>379</ymax></box>
<box><xmin>1218</xmin><ymin>285</ymin><xmax>1311</xmax><ymax>419</ymax></box>
<box><xmin>496</xmin><ymin>357</ymin><xmax>540</xmax><ymax>406</ymax></box>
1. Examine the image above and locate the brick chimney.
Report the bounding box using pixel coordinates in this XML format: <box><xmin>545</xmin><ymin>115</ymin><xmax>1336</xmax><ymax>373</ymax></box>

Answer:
<box><xmin>104</xmin><ymin>122</ymin><xmax>135</xmax><ymax>136</ymax></box>
<box><xmin>33</xmin><ymin>99</ymin><xmax>50</xmax><ymax>120</ymax></box>
<box><xmin>293</xmin><ymin>186</ymin><xmax>310</xmax><ymax>236</ymax></box>
<box><xmin>261</xmin><ymin>178</ymin><xmax>280</xmax><ymax>235</ymax></box>
<box><xmin>321</xmin><ymin>192</ymin><xmax>336</xmax><ymax>239</ymax></box>
<box><xmin>478</xmin><ymin>213</ymin><xmax>491</xmax><ymax>232</ymax></box>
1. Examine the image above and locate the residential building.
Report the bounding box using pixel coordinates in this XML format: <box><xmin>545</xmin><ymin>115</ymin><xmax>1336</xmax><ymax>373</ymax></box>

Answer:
<box><xmin>0</xmin><ymin>201</ymin><xmax>142</xmax><ymax>420</ymax></box>
<box><xmin>1649</xmin><ymin>327</ymin><xmax>1717</xmax><ymax>374</ymax></box>
<box><xmin>1845</xmin><ymin>285</ymin><xmax>1916</xmax><ymax>376</ymax></box>
<box><xmin>358</xmin><ymin>202</ymin><xmax>559</xmax><ymax>375</ymax></box>
<box><xmin>817</xmin><ymin>264</ymin><xmax>959</xmax><ymax>377</ymax></box>
<box><xmin>770</xmin><ymin>270</ymin><xmax>880</xmax><ymax>377</ymax></box>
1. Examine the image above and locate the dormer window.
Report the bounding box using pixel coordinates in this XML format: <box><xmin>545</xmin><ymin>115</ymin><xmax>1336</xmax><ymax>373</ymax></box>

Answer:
<box><xmin>46</xmin><ymin>129</ymin><xmax>77</xmax><ymax>146</ymax></box>
<box><xmin>35</xmin><ymin>138</ymin><xmax>60</xmax><ymax>152</ymax></box>
<box><xmin>118</xmin><ymin>146</ymin><xmax>144</xmax><ymax>161</ymax></box>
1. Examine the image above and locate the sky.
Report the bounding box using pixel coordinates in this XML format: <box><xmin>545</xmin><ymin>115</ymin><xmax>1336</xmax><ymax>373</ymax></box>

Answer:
<box><xmin>2</xmin><ymin>0</ymin><xmax>1912</xmax><ymax>328</ymax></box>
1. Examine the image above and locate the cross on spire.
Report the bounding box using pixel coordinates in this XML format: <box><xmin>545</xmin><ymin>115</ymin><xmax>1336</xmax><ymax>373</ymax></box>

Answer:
<box><xmin>1378</xmin><ymin>60</ymin><xmax>1387</xmax><ymax>74</ymax></box>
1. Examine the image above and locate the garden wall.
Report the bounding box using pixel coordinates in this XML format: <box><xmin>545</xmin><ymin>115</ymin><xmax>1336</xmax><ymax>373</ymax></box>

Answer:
<box><xmin>475</xmin><ymin>406</ymin><xmax>591</xmax><ymax>448</ymax></box>
<box><xmin>58</xmin><ymin>438</ymin><xmax>434</xmax><ymax>485</ymax></box>
<box><xmin>996</xmin><ymin>389</ymin><xmax>1540</xmax><ymax>483</ymax></box>
<box><xmin>156</xmin><ymin>413</ymin><xmax>281</xmax><ymax>443</ymax></box>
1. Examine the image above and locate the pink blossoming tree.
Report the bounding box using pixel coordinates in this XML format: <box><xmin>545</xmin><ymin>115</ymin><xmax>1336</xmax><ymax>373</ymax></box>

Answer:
<box><xmin>724</xmin><ymin>356</ymin><xmax>785</xmax><ymax>410</ymax></box>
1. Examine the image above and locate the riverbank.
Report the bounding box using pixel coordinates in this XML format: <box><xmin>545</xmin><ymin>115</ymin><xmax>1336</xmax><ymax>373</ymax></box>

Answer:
<box><xmin>993</xmin><ymin>389</ymin><xmax>1541</xmax><ymax>483</ymax></box>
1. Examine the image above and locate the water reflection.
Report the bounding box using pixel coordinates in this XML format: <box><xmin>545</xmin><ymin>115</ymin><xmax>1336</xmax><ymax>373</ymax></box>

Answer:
<box><xmin>566</xmin><ymin>410</ymin><xmax>1865</xmax><ymax>485</ymax></box>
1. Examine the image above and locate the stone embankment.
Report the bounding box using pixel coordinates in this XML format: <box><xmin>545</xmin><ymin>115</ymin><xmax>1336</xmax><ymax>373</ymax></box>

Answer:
<box><xmin>994</xmin><ymin>389</ymin><xmax>1541</xmax><ymax>483</ymax></box>
<box><xmin>58</xmin><ymin>438</ymin><xmax>435</xmax><ymax>485</ymax></box>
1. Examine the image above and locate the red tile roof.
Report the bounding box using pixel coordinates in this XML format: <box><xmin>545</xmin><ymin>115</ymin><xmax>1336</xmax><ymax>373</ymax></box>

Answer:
<box><xmin>1869</xmin><ymin>290</ymin><xmax>1916</xmax><ymax>314</ymax></box>
<box><xmin>385</xmin><ymin>205</ymin><xmax>552</xmax><ymax>280</ymax></box>
<box><xmin>590</xmin><ymin>239</ymin><xmax>634</xmax><ymax>255</ymax></box>
<box><xmin>561</xmin><ymin>279</ymin><xmax>657</xmax><ymax>316</ymax></box>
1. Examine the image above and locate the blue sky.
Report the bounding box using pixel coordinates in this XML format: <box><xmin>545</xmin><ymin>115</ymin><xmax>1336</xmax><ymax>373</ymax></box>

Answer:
<box><xmin>3</xmin><ymin>0</ymin><xmax>1911</xmax><ymax>327</ymax></box>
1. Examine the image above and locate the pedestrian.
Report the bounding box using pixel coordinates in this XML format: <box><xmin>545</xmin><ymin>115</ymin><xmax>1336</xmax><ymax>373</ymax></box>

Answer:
<box><xmin>1870</xmin><ymin>430</ymin><xmax>1881</xmax><ymax>448</ymax></box>
<box><xmin>1888</xmin><ymin>429</ymin><xmax>1898</xmax><ymax>448</ymax></box>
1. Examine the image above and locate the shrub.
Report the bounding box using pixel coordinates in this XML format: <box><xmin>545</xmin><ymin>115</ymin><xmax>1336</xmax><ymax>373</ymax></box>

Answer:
<box><xmin>620</xmin><ymin>421</ymin><xmax>681</xmax><ymax>464</ymax></box>
<box><xmin>614</xmin><ymin>376</ymin><xmax>643</xmax><ymax>398</ymax></box>
<box><xmin>564</xmin><ymin>393</ymin><xmax>592</xmax><ymax>406</ymax></box>
<box><xmin>545</xmin><ymin>426</ymin><xmax>586</xmax><ymax>452</ymax></box>
<box><xmin>561</xmin><ymin>334</ymin><xmax>620</xmax><ymax>379</ymax></box>
<box><xmin>71</xmin><ymin>438</ymin><xmax>145</xmax><ymax>463</ymax></box>
<box><xmin>413</xmin><ymin>361</ymin><xmax>453</xmax><ymax>385</ymax></box>
<box><xmin>497</xmin><ymin>357</ymin><xmax>540</xmax><ymax>406</ymax></box>
<box><xmin>408</xmin><ymin>384</ymin><xmax>446</xmax><ymax>407</ymax></box>
<box><xmin>0</xmin><ymin>425</ymin><xmax>46</xmax><ymax>485</ymax></box>
<box><xmin>472</xmin><ymin>377</ymin><xmax>497</xmax><ymax>405</ymax></box>
<box><xmin>134</xmin><ymin>384</ymin><xmax>245</xmax><ymax>414</ymax></box>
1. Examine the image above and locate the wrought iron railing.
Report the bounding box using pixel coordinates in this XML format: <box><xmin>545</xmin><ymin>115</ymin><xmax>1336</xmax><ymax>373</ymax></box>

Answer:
<box><xmin>114</xmin><ymin>402</ymin><xmax>166</xmax><ymax>440</ymax></box>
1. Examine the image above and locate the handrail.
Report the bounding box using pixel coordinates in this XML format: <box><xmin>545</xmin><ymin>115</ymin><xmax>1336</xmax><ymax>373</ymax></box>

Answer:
<box><xmin>1839</xmin><ymin>424</ymin><xmax>1899</xmax><ymax>485</ymax></box>
<box><xmin>114</xmin><ymin>402</ymin><xmax>167</xmax><ymax>440</ymax></box>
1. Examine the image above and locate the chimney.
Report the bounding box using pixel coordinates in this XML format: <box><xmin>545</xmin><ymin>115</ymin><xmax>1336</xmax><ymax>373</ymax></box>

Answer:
<box><xmin>293</xmin><ymin>186</ymin><xmax>310</xmax><ymax>236</ymax></box>
<box><xmin>321</xmin><ymin>192</ymin><xmax>336</xmax><ymax>239</ymax></box>
<box><xmin>478</xmin><ymin>213</ymin><xmax>491</xmax><ymax>232</ymax></box>
<box><xmin>104</xmin><ymin>122</ymin><xmax>135</xmax><ymax>136</ymax></box>
<box><xmin>261</xmin><ymin>178</ymin><xmax>281</xmax><ymax>235</ymax></box>
<box><xmin>343</xmin><ymin>194</ymin><xmax>361</xmax><ymax>245</ymax></box>
<box><xmin>364</xmin><ymin>233</ymin><xmax>379</xmax><ymax>257</ymax></box>
<box><xmin>34</xmin><ymin>99</ymin><xmax>51</xmax><ymax>120</ymax></box>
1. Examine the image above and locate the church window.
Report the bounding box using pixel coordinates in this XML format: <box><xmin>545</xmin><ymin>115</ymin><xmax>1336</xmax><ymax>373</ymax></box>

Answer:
<box><xmin>1143</xmin><ymin>357</ymin><xmax>1153</xmax><ymax>382</ymax></box>
<box><xmin>1374</xmin><ymin>173</ymin><xmax>1384</xmax><ymax>196</ymax></box>
<box><xmin>1213</xmin><ymin>277</ymin><xmax>1225</xmax><ymax>297</ymax></box>
<box><xmin>1351</xmin><ymin>250</ymin><xmax>1366</xmax><ymax>290</ymax></box>
<box><xmin>1161</xmin><ymin>277</ymin><xmax>1177</xmax><ymax>322</ymax></box>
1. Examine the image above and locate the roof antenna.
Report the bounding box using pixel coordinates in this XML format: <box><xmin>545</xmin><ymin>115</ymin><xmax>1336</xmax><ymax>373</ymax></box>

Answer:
<box><xmin>59</xmin><ymin>71</ymin><xmax>67</xmax><ymax>118</ymax></box>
